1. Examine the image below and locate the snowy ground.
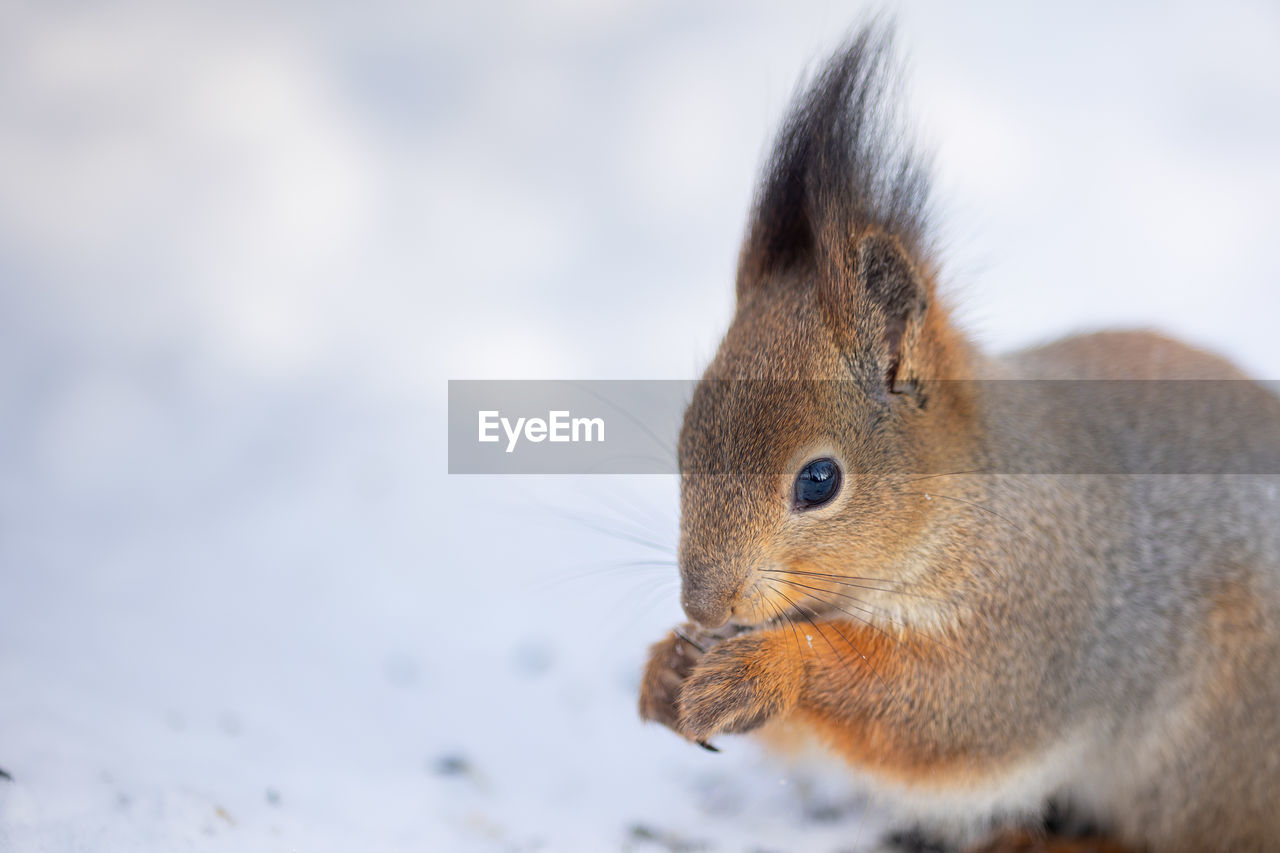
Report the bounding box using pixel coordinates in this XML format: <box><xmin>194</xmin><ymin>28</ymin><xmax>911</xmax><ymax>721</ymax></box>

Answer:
<box><xmin>1</xmin><ymin>1</ymin><xmax>1277</xmax><ymax>851</ymax></box>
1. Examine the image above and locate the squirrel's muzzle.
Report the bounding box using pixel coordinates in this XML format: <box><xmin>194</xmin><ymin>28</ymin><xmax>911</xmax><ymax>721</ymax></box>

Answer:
<box><xmin>680</xmin><ymin>569</ymin><xmax>737</xmax><ymax>629</ymax></box>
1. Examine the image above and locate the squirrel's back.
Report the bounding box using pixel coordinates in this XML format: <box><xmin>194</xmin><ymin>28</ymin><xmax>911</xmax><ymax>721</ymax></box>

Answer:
<box><xmin>991</xmin><ymin>329</ymin><xmax>1280</xmax><ymax>848</ymax></box>
<box><xmin>1006</xmin><ymin>328</ymin><xmax>1252</xmax><ymax>380</ymax></box>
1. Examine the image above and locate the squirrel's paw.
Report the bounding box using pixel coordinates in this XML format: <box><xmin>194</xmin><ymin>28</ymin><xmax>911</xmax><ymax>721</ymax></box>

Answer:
<box><xmin>675</xmin><ymin>631</ymin><xmax>804</xmax><ymax>741</ymax></box>
<box><xmin>638</xmin><ymin>629</ymin><xmax>706</xmax><ymax>731</ymax></box>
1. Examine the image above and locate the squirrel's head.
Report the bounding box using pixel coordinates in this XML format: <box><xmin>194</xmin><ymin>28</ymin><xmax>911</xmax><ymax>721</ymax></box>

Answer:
<box><xmin>676</xmin><ymin>27</ymin><xmax>979</xmax><ymax>629</ymax></box>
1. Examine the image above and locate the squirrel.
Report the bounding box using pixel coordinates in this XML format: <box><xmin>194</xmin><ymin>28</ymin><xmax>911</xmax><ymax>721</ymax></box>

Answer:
<box><xmin>638</xmin><ymin>23</ymin><xmax>1280</xmax><ymax>853</ymax></box>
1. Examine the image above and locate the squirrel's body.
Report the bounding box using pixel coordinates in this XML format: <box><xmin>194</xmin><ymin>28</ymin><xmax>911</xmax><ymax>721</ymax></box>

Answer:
<box><xmin>953</xmin><ymin>331</ymin><xmax>1280</xmax><ymax>849</ymax></box>
<box><xmin>818</xmin><ymin>329</ymin><xmax>1280</xmax><ymax>848</ymax></box>
<box><xmin>639</xmin><ymin>26</ymin><xmax>1280</xmax><ymax>853</ymax></box>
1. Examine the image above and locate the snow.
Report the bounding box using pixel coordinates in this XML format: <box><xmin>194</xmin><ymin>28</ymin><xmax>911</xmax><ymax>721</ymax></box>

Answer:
<box><xmin>0</xmin><ymin>1</ymin><xmax>1277</xmax><ymax>851</ymax></box>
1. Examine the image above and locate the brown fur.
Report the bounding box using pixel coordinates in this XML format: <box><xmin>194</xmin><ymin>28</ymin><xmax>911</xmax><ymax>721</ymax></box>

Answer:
<box><xmin>638</xmin><ymin>24</ymin><xmax>1280</xmax><ymax>853</ymax></box>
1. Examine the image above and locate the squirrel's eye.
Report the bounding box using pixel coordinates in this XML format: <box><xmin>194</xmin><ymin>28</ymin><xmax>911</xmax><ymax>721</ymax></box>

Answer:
<box><xmin>794</xmin><ymin>458</ymin><xmax>841</xmax><ymax>510</ymax></box>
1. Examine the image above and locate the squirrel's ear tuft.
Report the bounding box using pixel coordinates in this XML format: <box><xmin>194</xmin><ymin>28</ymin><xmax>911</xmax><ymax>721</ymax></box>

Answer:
<box><xmin>735</xmin><ymin>22</ymin><xmax>932</xmax><ymax>299</ymax></box>
<box><xmin>820</xmin><ymin>230</ymin><xmax>930</xmax><ymax>400</ymax></box>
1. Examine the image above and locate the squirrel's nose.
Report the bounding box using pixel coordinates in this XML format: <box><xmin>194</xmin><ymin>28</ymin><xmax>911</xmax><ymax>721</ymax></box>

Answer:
<box><xmin>681</xmin><ymin>586</ymin><xmax>733</xmax><ymax>629</ymax></box>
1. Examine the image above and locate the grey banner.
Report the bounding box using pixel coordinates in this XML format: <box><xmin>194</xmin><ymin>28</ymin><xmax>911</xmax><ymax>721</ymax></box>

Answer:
<box><xmin>448</xmin><ymin>379</ymin><xmax>1280</xmax><ymax>475</ymax></box>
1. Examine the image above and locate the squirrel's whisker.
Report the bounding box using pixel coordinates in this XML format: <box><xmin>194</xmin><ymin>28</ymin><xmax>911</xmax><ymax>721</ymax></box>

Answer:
<box><xmin>767</xmin><ymin>581</ymin><xmax>853</xmax><ymax>676</ymax></box>
<box><xmin>769</xmin><ymin>575</ymin><xmax>980</xmax><ymax>671</ymax></box>
<box><xmin>899</xmin><ymin>491</ymin><xmax>1030</xmax><ymax>541</ymax></box>
<box><xmin>760</xmin><ymin>568</ymin><xmax>959</xmax><ymax>606</ymax></box>
<box><xmin>771</xmin><ymin>584</ymin><xmax>892</xmax><ymax>693</ymax></box>
<box><xmin>889</xmin><ymin>469</ymin><xmax>989</xmax><ymax>485</ymax></box>
<box><xmin>772</xmin><ymin>578</ymin><xmax>931</xmax><ymax>677</ymax></box>
<box><xmin>532</xmin><ymin>561</ymin><xmax>679</xmax><ymax>593</ymax></box>
<box><xmin>764</xmin><ymin>592</ymin><xmax>807</xmax><ymax>663</ymax></box>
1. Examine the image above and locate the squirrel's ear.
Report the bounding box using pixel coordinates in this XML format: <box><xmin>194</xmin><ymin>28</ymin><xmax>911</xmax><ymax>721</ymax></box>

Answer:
<box><xmin>820</xmin><ymin>230</ymin><xmax>929</xmax><ymax>400</ymax></box>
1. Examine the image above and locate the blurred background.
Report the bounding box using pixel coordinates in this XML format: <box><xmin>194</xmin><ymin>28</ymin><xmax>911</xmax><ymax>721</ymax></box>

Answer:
<box><xmin>1</xmin><ymin>1</ymin><xmax>1277</xmax><ymax>850</ymax></box>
